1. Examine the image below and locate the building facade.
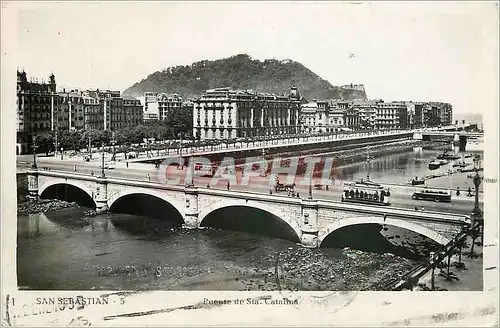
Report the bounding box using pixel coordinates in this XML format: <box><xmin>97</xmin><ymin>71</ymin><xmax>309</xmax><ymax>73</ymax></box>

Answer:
<box><xmin>193</xmin><ymin>87</ymin><xmax>302</xmax><ymax>140</ymax></box>
<box><xmin>375</xmin><ymin>101</ymin><xmax>409</xmax><ymax>130</ymax></box>
<box><xmin>123</xmin><ymin>98</ymin><xmax>143</xmax><ymax>128</ymax></box>
<box><xmin>300</xmin><ymin>100</ymin><xmax>346</xmax><ymax>133</ymax></box>
<box><xmin>157</xmin><ymin>93</ymin><xmax>183</xmax><ymax>121</ymax></box>
<box><xmin>16</xmin><ymin>70</ymin><xmax>57</xmax><ymax>154</ymax></box>
<box><xmin>138</xmin><ymin>92</ymin><xmax>160</xmax><ymax>121</ymax></box>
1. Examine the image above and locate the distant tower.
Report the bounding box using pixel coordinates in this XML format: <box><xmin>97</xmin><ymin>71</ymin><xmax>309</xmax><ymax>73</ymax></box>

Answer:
<box><xmin>48</xmin><ymin>72</ymin><xmax>56</xmax><ymax>93</ymax></box>
<box><xmin>289</xmin><ymin>86</ymin><xmax>300</xmax><ymax>99</ymax></box>
<box><xmin>17</xmin><ymin>70</ymin><xmax>27</xmax><ymax>83</ymax></box>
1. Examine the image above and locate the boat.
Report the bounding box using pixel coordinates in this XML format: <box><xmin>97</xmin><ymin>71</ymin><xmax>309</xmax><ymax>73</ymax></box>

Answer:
<box><xmin>452</xmin><ymin>162</ymin><xmax>468</xmax><ymax>168</ymax></box>
<box><xmin>428</xmin><ymin>160</ymin><xmax>441</xmax><ymax>170</ymax></box>
<box><xmin>459</xmin><ymin>167</ymin><xmax>484</xmax><ymax>173</ymax></box>
<box><xmin>437</xmin><ymin>150</ymin><xmax>461</xmax><ymax>160</ymax></box>
<box><xmin>410</xmin><ymin>177</ymin><xmax>425</xmax><ymax>185</ymax></box>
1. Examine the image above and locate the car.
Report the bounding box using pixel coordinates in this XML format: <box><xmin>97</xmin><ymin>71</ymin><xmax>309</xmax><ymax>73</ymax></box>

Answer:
<box><xmin>99</xmin><ymin>163</ymin><xmax>115</xmax><ymax>170</ymax></box>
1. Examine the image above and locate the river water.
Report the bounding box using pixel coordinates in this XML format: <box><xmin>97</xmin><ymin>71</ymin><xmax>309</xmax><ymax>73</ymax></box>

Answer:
<box><xmin>17</xmin><ymin>142</ymin><xmax>483</xmax><ymax>291</ymax></box>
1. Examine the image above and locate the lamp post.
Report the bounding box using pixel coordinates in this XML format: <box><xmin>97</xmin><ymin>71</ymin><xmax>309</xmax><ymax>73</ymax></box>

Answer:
<box><xmin>471</xmin><ymin>155</ymin><xmax>483</xmax><ymax>217</ymax></box>
<box><xmin>111</xmin><ymin>132</ymin><xmax>116</xmax><ymax>162</ymax></box>
<box><xmin>429</xmin><ymin>251</ymin><xmax>435</xmax><ymax>290</ymax></box>
<box><xmin>100</xmin><ymin>142</ymin><xmax>105</xmax><ymax>178</ymax></box>
<box><xmin>366</xmin><ymin>153</ymin><xmax>371</xmax><ymax>181</ymax></box>
<box><xmin>88</xmin><ymin>134</ymin><xmax>92</xmax><ymax>160</ymax></box>
<box><xmin>31</xmin><ymin>134</ymin><xmax>37</xmax><ymax>169</ymax></box>
<box><xmin>469</xmin><ymin>155</ymin><xmax>483</xmax><ymax>257</ymax></box>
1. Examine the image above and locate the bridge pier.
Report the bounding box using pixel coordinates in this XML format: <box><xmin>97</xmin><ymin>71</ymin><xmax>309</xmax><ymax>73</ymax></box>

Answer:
<box><xmin>459</xmin><ymin>135</ymin><xmax>467</xmax><ymax>151</ymax></box>
<box><xmin>95</xmin><ymin>177</ymin><xmax>108</xmax><ymax>214</ymax></box>
<box><xmin>184</xmin><ymin>186</ymin><xmax>199</xmax><ymax>229</ymax></box>
<box><xmin>300</xmin><ymin>198</ymin><xmax>319</xmax><ymax>248</ymax></box>
<box><xmin>27</xmin><ymin>169</ymin><xmax>39</xmax><ymax>199</ymax></box>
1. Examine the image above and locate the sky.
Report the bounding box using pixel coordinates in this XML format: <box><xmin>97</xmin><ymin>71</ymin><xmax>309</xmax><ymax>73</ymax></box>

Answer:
<box><xmin>7</xmin><ymin>1</ymin><xmax>500</xmax><ymax>116</ymax></box>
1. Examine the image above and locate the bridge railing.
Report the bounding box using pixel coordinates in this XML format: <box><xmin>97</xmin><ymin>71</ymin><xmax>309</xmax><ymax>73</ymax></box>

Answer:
<box><xmin>316</xmin><ymin>200</ymin><xmax>469</xmax><ymax>224</ymax></box>
<box><xmin>36</xmin><ymin>170</ymin><xmax>471</xmax><ymax>225</ymax></box>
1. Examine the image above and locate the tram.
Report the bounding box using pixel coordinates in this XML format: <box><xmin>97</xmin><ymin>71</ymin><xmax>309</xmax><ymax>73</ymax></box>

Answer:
<box><xmin>341</xmin><ymin>181</ymin><xmax>391</xmax><ymax>206</ymax></box>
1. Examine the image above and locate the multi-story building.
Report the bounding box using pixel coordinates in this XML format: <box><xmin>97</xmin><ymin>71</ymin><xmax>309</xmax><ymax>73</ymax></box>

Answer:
<box><xmin>300</xmin><ymin>100</ymin><xmax>346</xmax><ymax>133</ymax></box>
<box><xmin>123</xmin><ymin>98</ymin><xmax>143</xmax><ymax>128</ymax></box>
<box><xmin>157</xmin><ymin>93</ymin><xmax>183</xmax><ymax>121</ymax></box>
<box><xmin>16</xmin><ymin>70</ymin><xmax>57</xmax><ymax>154</ymax></box>
<box><xmin>413</xmin><ymin>102</ymin><xmax>424</xmax><ymax>129</ymax></box>
<box><xmin>87</xmin><ymin>89</ymin><xmax>143</xmax><ymax>131</ymax></box>
<box><xmin>56</xmin><ymin>90</ymin><xmax>86</xmax><ymax>131</ymax></box>
<box><xmin>375</xmin><ymin>101</ymin><xmax>409</xmax><ymax>130</ymax></box>
<box><xmin>343</xmin><ymin>107</ymin><xmax>361</xmax><ymax>130</ymax></box>
<box><xmin>300</xmin><ymin>100</ymin><xmax>329</xmax><ymax>133</ymax></box>
<box><xmin>193</xmin><ymin>86</ymin><xmax>302</xmax><ymax>140</ymax></box>
<box><xmin>82</xmin><ymin>94</ymin><xmax>103</xmax><ymax>130</ymax></box>
<box><xmin>431</xmin><ymin>102</ymin><xmax>453</xmax><ymax>127</ymax></box>
<box><xmin>328</xmin><ymin>109</ymin><xmax>345</xmax><ymax>131</ymax></box>
<box><xmin>138</xmin><ymin>92</ymin><xmax>159</xmax><ymax>121</ymax></box>
<box><xmin>351</xmin><ymin>99</ymin><xmax>378</xmax><ymax>129</ymax></box>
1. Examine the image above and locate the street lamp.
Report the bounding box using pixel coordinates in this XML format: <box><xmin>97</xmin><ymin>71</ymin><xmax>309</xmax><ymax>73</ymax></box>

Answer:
<box><xmin>111</xmin><ymin>132</ymin><xmax>116</xmax><ymax>162</ymax></box>
<box><xmin>60</xmin><ymin>147</ymin><xmax>64</xmax><ymax>160</ymax></box>
<box><xmin>31</xmin><ymin>134</ymin><xmax>37</xmax><ymax>169</ymax></box>
<box><xmin>88</xmin><ymin>134</ymin><xmax>92</xmax><ymax>160</ymax></box>
<box><xmin>471</xmin><ymin>155</ymin><xmax>483</xmax><ymax>217</ymax></box>
<box><xmin>100</xmin><ymin>142</ymin><xmax>105</xmax><ymax>178</ymax></box>
<box><xmin>469</xmin><ymin>155</ymin><xmax>483</xmax><ymax>256</ymax></box>
<box><xmin>366</xmin><ymin>154</ymin><xmax>371</xmax><ymax>181</ymax></box>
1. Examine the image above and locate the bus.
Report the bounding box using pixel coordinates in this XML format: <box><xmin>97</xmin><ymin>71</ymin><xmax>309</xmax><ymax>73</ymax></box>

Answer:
<box><xmin>412</xmin><ymin>189</ymin><xmax>452</xmax><ymax>202</ymax></box>
<box><xmin>341</xmin><ymin>181</ymin><xmax>391</xmax><ymax>206</ymax></box>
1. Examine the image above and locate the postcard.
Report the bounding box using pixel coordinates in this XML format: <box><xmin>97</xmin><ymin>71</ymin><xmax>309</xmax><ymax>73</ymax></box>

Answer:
<box><xmin>1</xmin><ymin>1</ymin><xmax>498</xmax><ymax>326</ymax></box>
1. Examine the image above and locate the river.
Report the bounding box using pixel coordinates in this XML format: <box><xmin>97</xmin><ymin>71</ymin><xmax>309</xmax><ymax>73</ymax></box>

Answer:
<box><xmin>17</xmin><ymin>142</ymin><xmax>483</xmax><ymax>291</ymax></box>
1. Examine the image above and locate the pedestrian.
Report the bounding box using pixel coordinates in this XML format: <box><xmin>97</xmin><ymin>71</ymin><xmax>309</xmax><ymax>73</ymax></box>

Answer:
<box><xmin>74</xmin><ymin>165</ymin><xmax>77</xmax><ymax>171</ymax></box>
<box><xmin>297</xmin><ymin>192</ymin><xmax>300</xmax><ymax>198</ymax></box>
<box><xmin>126</xmin><ymin>162</ymin><xmax>129</xmax><ymax>168</ymax></box>
<box><xmin>147</xmin><ymin>174</ymin><xmax>150</xmax><ymax>181</ymax></box>
<box><xmin>456</xmin><ymin>186</ymin><xmax>460</xmax><ymax>196</ymax></box>
<box><xmin>467</xmin><ymin>187</ymin><xmax>472</xmax><ymax>197</ymax></box>
<box><xmin>270</xmin><ymin>189</ymin><xmax>273</xmax><ymax>195</ymax></box>
<box><xmin>421</xmin><ymin>206</ymin><xmax>425</xmax><ymax>211</ymax></box>
<box><xmin>227</xmin><ymin>182</ymin><xmax>230</xmax><ymax>190</ymax></box>
<box><xmin>383</xmin><ymin>214</ymin><xmax>387</xmax><ymax>222</ymax></box>
<box><xmin>415</xmin><ymin>206</ymin><xmax>419</xmax><ymax>211</ymax></box>
<box><xmin>207</xmin><ymin>184</ymin><xmax>210</xmax><ymax>188</ymax></box>
<box><xmin>326</xmin><ymin>185</ymin><xmax>329</xmax><ymax>191</ymax></box>
<box><xmin>91</xmin><ymin>170</ymin><xmax>94</xmax><ymax>176</ymax></box>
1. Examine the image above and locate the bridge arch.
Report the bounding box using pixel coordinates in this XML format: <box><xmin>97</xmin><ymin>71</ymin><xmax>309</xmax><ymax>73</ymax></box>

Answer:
<box><xmin>198</xmin><ymin>200</ymin><xmax>302</xmax><ymax>241</ymax></box>
<box><xmin>318</xmin><ymin>216</ymin><xmax>450</xmax><ymax>247</ymax></box>
<box><xmin>107</xmin><ymin>189</ymin><xmax>185</xmax><ymax>222</ymax></box>
<box><xmin>39</xmin><ymin>180</ymin><xmax>96</xmax><ymax>207</ymax></box>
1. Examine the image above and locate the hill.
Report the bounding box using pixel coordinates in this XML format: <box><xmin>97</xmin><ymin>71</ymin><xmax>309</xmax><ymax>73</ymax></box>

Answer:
<box><xmin>122</xmin><ymin>54</ymin><xmax>367</xmax><ymax>101</ymax></box>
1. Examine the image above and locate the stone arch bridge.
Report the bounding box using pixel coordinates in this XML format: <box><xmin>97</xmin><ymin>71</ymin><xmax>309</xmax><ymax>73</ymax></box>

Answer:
<box><xmin>29</xmin><ymin>170</ymin><xmax>471</xmax><ymax>248</ymax></box>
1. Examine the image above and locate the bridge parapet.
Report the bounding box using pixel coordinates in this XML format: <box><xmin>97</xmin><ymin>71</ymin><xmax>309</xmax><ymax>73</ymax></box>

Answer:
<box><xmin>32</xmin><ymin>170</ymin><xmax>470</xmax><ymax>248</ymax></box>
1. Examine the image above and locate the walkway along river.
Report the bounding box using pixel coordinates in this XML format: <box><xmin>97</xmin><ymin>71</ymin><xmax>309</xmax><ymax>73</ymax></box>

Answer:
<box><xmin>17</xmin><ymin>143</ymin><xmax>483</xmax><ymax>291</ymax></box>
